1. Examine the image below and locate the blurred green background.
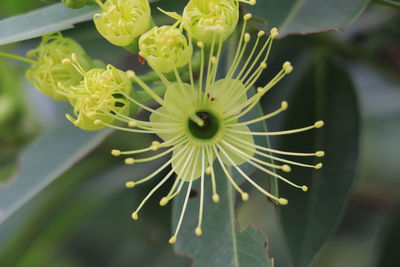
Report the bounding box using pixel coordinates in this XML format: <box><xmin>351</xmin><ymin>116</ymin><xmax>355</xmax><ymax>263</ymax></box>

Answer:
<box><xmin>0</xmin><ymin>0</ymin><xmax>399</xmax><ymax>266</ymax></box>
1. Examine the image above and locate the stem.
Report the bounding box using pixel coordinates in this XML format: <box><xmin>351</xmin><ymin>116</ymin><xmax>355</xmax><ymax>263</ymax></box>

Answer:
<box><xmin>0</xmin><ymin>52</ymin><xmax>35</xmax><ymax>64</ymax></box>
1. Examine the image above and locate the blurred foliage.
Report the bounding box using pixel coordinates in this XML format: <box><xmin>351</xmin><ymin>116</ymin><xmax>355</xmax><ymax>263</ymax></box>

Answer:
<box><xmin>0</xmin><ymin>1</ymin><xmax>399</xmax><ymax>267</ymax></box>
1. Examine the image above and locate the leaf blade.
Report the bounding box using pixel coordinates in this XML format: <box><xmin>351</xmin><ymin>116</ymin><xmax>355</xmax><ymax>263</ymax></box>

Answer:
<box><xmin>0</xmin><ymin>3</ymin><xmax>99</xmax><ymax>46</ymax></box>
<box><xmin>245</xmin><ymin>0</ymin><xmax>370</xmax><ymax>37</ymax></box>
<box><xmin>277</xmin><ymin>57</ymin><xmax>360</xmax><ymax>267</ymax></box>
<box><xmin>0</xmin><ymin>120</ymin><xmax>111</xmax><ymax>224</ymax></box>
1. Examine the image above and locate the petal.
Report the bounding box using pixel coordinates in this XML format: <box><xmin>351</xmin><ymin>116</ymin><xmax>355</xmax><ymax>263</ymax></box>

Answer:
<box><xmin>149</xmin><ymin>106</ymin><xmax>179</xmax><ymax>142</ymax></box>
<box><xmin>209</xmin><ymin>79</ymin><xmax>247</xmax><ymax>113</ymax></box>
<box><xmin>163</xmin><ymin>82</ymin><xmax>197</xmax><ymax>116</ymax></box>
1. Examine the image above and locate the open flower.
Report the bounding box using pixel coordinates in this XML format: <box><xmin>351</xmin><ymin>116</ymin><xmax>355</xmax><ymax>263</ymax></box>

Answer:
<box><xmin>61</xmin><ymin>53</ymin><xmax>132</xmax><ymax>131</ymax></box>
<box><xmin>25</xmin><ymin>33</ymin><xmax>93</xmax><ymax>101</ymax></box>
<box><xmin>93</xmin><ymin>0</ymin><xmax>152</xmax><ymax>47</ymax></box>
<box><xmin>100</xmin><ymin>14</ymin><xmax>324</xmax><ymax>244</ymax></box>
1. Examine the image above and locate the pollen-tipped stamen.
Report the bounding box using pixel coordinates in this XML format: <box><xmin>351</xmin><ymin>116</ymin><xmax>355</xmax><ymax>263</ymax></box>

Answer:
<box><xmin>222</xmin><ymin>141</ymin><xmax>309</xmax><ymax>191</ymax></box>
<box><xmin>213</xmin><ymin>146</ymin><xmax>247</xmax><ymax>196</ymax></box>
<box><xmin>205</xmin><ymin>146</ymin><xmax>219</xmax><ymax>202</ymax></box>
<box><xmin>170</xmin><ymin>149</ymin><xmax>200</xmax><ymax>244</ymax></box>
<box><xmin>217</xmin><ymin>144</ymin><xmax>287</xmax><ymax>205</ymax></box>
<box><xmin>228</xmin><ymin>120</ymin><xmax>324</xmax><ymax>136</ymax></box>
<box><xmin>196</xmin><ymin>148</ymin><xmax>206</xmax><ymax>236</ymax></box>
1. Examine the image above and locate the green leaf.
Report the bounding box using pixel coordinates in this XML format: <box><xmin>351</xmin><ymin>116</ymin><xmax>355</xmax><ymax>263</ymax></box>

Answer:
<box><xmin>171</xmin><ymin>101</ymin><xmax>275</xmax><ymax>267</ymax></box>
<box><xmin>172</xmin><ymin>165</ymin><xmax>274</xmax><ymax>267</ymax></box>
<box><xmin>245</xmin><ymin>0</ymin><xmax>370</xmax><ymax>37</ymax></box>
<box><xmin>376</xmin><ymin>205</ymin><xmax>400</xmax><ymax>267</ymax></box>
<box><xmin>0</xmin><ymin>120</ymin><xmax>111</xmax><ymax>224</ymax></box>
<box><xmin>0</xmin><ymin>3</ymin><xmax>99</xmax><ymax>46</ymax></box>
<box><xmin>276</xmin><ymin>54</ymin><xmax>360</xmax><ymax>267</ymax></box>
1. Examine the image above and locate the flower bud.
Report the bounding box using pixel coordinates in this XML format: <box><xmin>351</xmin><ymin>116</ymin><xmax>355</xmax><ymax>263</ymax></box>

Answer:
<box><xmin>93</xmin><ymin>0</ymin><xmax>152</xmax><ymax>47</ymax></box>
<box><xmin>25</xmin><ymin>33</ymin><xmax>92</xmax><ymax>101</ymax></box>
<box><xmin>182</xmin><ymin>0</ymin><xmax>239</xmax><ymax>44</ymax></box>
<box><xmin>67</xmin><ymin>65</ymin><xmax>132</xmax><ymax>131</ymax></box>
<box><xmin>139</xmin><ymin>25</ymin><xmax>193</xmax><ymax>74</ymax></box>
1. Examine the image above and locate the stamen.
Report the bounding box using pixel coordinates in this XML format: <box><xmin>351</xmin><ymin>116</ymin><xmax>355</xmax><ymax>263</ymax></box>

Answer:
<box><xmin>229</xmin><ymin>101</ymin><xmax>287</xmax><ymax>127</ymax></box>
<box><xmin>170</xmin><ymin>149</ymin><xmax>201</xmax><ymax>244</ymax></box>
<box><xmin>196</xmin><ymin>148</ymin><xmax>206</xmax><ymax>236</ymax></box>
<box><xmin>222</xmin><ymin>141</ymin><xmax>308</xmax><ymax>190</ymax></box>
<box><xmin>217</xmin><ymin>145</ymin><xmax>288</xmax><ymax>205</ymax></box>
<box><xmin>213</xmin><ymin>146</ymin><xmax>248</xmax><ymax>200</ymax></box>
<box><xmin>227</xmin><ymin>121</ymin><xmax>324</xmax><ymax>136</ymax></box>
<box><xmin>226</xmin><ymin>133</ymin><xmax>325</xmax><ymax>158</ymax></box>
<box><xmin>131</xmin><ymin>168</ymin><xmax>176</xmax><ymax>221</ymax></box>
<box><xmin>226</xmin><ymin>135</ymin><xmax>323</xmax><ymax>169</ymax></box>
<box><xmin>125</xmin><ymin>142</ymin><xmax>189</xmax><ymax>186</ymax></box>
<box><xmin>0</xmin><ymin>52</ymin><xmax>36</xmax><ymax>64</ymax></box>
<box><xmin>205</xmin><ymin>146</ymin><xmax>219</xmax><ymax>203</ymax></box>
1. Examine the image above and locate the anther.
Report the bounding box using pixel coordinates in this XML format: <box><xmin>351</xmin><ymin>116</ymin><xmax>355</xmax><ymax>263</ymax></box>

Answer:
<box><xmin>282</xmin><ymin>164</ymin><xmax>291</xmax><ymax>173</ymax></box>
<box><xmin>314</xmin><ymin>163</ymin><xmax>323</xmax><ymax>169</ymax></box>
<box><xmin>126</xmin><ymin>181</ymin><xmax>135</xmax><ymax>188</ymax></box>
<box><xmin>258</xmin><ymin>31</ymin><xmax>265</xmax><ymax>37</ymax></box>
<box><xmin>281</xmin><ymin>101</ymin><xmax>288</xmax><ymax>110</ymax></box>
<box><xmin>260</xmin><ymin>62</ymin><xmax>267</xmax><ymax>69</ymax></box>
<box><xmin>249</xmin><ymin>0</ymin><xmax>256</xmax><ymax>5</ymax></box>
<box><xmin>152</xmin><ymin>141</ymin><xmax>161</xmax><ymax>146</ymax></box>
<box><xmin>57</xmin><ymin>82</ymin><xmax>65</xmax><ymax>89</ymax></box>
<box><xmin>126</xmin><ymin>70</ymin><xmax>136</xmax><ymax>78</ymax></box>
<box><xmin>160</xmin><ymin>197</ymin><xmax>169</xmax><ymax>206</ymax></box>
<box><xmin>71</xmin><ymin>53</ymin><xmax>77</xmax><ymax>63</ymax></box>
<box><xmin>195</xmin><ymin>227</ymin><xmax>202</xmax><ymax>236</ymax></box>
<box><xmin>197</xmin><ymin>41</ymin><xmax>204</xmax><ymax>48</ymax></box>
<box><xmin>244</xmin><ymin>14</ymin><xmax>252</xmax><ymax>21</ymax></box>
<box><xmin>61</xmin><ymin>58</ymin><xmax>71</xmax><ymax>64</ymax></box>
<box><xmin>211</xmin><ymin>56</ymin><xmax>217</xmax><ymax>64</ymax></box>
<box><xmin>128</xmin><ymin>121</ymin><xmax>137</xmax><ymax>127</ymax></box>
<box><xmin>125</xmin><ymin>158</ymin><xmax>135</xmax><ymax>165</ymax></box>
<box><xmin>150</xmin><ymin>145</ymin><xmax>159</xmax><ymax>151</ymax></box>
<box><xmin>94</xmin><ymin>120</ymin><xmax>102</xmax><ymax>125</ymax></box>
<box><xmin>131</xmin><ymin>212</ymin><xmax>138</xmax><ymax>220</ymax></box>
<box><xmin>241</xmin><ymin>193</ymin><xmax>249</xmax><ymax>201</ymax></box>
<box><xmin>270</xmin><ymin>27</ymin><xmax>279</xmax><ymax>39</ymax></box>
<box><xmin>283</xmin><ymin>61</ymin><xmax>293</xmax><ymax>74</ymax></box>
<box><xmin>278</xmin><ymin>198</ymin><xmax>288</xmax><ymax>205</ymax></box>
<box><xmin>244</xmin><ymin>33</ymin><xmax>251</xmax><ymax>42</ymax></box>
<box><xmin>316</xmin><ymin>151</ymin><xmax>325</xmax><ymax>157</ymax></box>
<box><xmin>169</xmin><ymin>236</ymin><xmax>177</xmax><ymax>244</ymax></box>
<box><xmin>111</xmin><ymin>149</ymin><xmax>121</xmax><ymax>156</ymax></box>
<box><xmin>314</xmin><ymin>120</ymin><xmax>324</xmax><ymax>128</ymax></box>
<box><xmin>302</xmin><ymin>185</ymin><xmax>308</xmax><ymax>192</ymax></box>
<box><xmin>205</xmin><ymin>166</ymin><xmax>212</xmax><ymax>175</ymax></box>
<box><xmin>257</xmin><ymin>87</ymin><xmax>263</xmax><ymax>94</ymax></box>
<box><xmin>212</xmin><ymin>194</ymin><xmax>220</xmax><ymax>203</ymax></box>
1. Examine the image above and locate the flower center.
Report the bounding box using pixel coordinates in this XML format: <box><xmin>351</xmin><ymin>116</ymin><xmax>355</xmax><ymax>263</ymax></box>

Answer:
<box><xmin>187</xmin><ymin>110</ymin><xmax>221</xmax><ymax>142</ymax></box>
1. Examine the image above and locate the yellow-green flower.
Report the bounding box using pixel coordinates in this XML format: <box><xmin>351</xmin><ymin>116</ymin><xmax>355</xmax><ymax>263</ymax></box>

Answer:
<box><xmin>182</xmin><ymin>0</ymin><xmax>255</xmax><ymax>44</ymax></box>
<box><xmin>61</xmin><ymin>54</ymin><xmax>132</xmax><ymax>131</ymax></box>
<box><xmin>100</xmin><ymin>14</ymin><xmax>324</xmax><ymax>244</ymax></box>
<box><xmin>93</xmin><ymin>0</ymin><xmax>152</xmax><ymax>47</ymax></box>
<box><xmin>25</xmin><ymin>33</ymin><xmax>92</xmax><ymax>101</ymax></box>
<box><xmin>139</xmin><ymin>24</ymin><xmax>193</xmax><ymax>74</ymax></box>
